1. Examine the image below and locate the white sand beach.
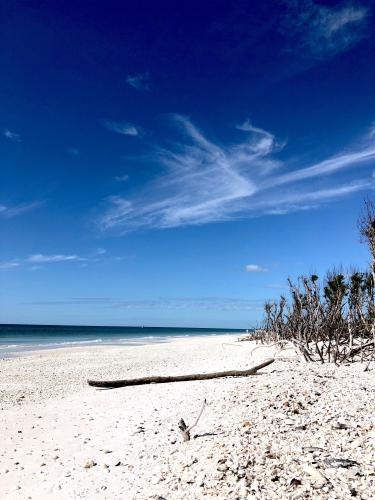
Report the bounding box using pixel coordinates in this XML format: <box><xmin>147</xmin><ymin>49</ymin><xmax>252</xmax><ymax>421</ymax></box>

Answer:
<box><xmin>1</xmin><ymin>335</ymin><xmax>374</xmax><ymax>499</ymax></box>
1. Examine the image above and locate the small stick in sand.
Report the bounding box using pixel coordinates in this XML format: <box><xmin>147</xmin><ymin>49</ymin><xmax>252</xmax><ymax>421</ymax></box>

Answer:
<box><xmin>178</xmin><ymin>399</ymin><xmax>206</xmax><ymax>442</ymax></box>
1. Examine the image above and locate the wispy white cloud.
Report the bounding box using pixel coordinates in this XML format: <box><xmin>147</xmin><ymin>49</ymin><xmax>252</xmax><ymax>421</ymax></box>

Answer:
<box><xmin>98</xmin><ymin>115</ymin><xmax>259</xmax><ymax>230</ymax></box>
<box><xmin>97</xmin><ymin>115</ymin><xmax>375</xmax><ymax>232</ymax></box>
<box><xmin>99</xmin><ymin>197</ymin><xmax>134</xmax><ymax>230</ymax></box>
<box><xmin>235</xmin><ymin>120</ymin><xmax>278</xmax><ymax>156</ymax></box>
<box><xmin>28</xmin><ymin>296</ymin><xmax>265</xmax><ymax>312</ymax></box>
<box><xmin>28</xmin><ymin>265</ymin><xmax>44</xmax><ymax>271</ymax></box>
<box><xmin>114</xmin><ymin>174</ymin><xmax>129</xmax><ymax>182</ymax></box>
<box><xmin>27</xmin><ymin>254</ymin><xmax>83</xmax><ymax>263</ymax></box>
<box><xmin>323</xmin><ymin>6</ymin><xmax>367</xmax><ymax>37</ymax></box>
<box><xmin>282</xmin><ymin>1</ymin><xmax>369</xmax><ymax>58</ymax></box>
<box><xmin>245</xmin><ymin>264</ymin><xmax>268</xmax><ymax>273</ymax></box>
<box><xmin>258</xmin><ymin>179</ymin><xmax>374</xmax><ymax>215</ymax></box>
<box><xmin>266</xmin><ymin>147</ymin><xmax>375</xmax><ymax>188</ymax></box>
<box><xmin>104</xmin><ymin>121</ymin><xmax>141</xmax><ymax>137</ymax></box>
<box><xmin>0</xmin><ymin>201</ymin><xmax>43</xmax><ymax>218</ymax></box>
<box><xmin>0</xmin><ymin>261</ymin><xmax>20</xmax><ymax>270</ymax></box>
<box><xmin>126</xmin><ymin>72</ymin><xmax>150</xmax><ymax>91</ymax></box>
<box><xmin>3</xmin><ymin>128</ymin><xmax>21</xmax><ymax>141</ymax></box>
<box><xmin>95</xmin><ymin>248</ymin><xmax>107</xmax><ymax>256</ymax></box>
<box><xmin>283</xmin><ymin>180</ymin><xmax>372</xmax><ymax>202</ymax></box>
<box><xmin>1</xmin><ymin>249</ymin><xmax>110</xmax><ymax>271</ymax></box>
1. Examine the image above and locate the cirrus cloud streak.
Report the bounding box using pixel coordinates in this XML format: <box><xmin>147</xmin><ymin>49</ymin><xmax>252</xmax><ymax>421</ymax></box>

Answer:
<box><xmin>97</xmin><ymin>114</ymin><xmax>375</xmax><ymax>233</ymax></box>
<box><xmin>27</xmin><ymin>296</ymin><xmax>265</xmax><ymax>312</ymax></box>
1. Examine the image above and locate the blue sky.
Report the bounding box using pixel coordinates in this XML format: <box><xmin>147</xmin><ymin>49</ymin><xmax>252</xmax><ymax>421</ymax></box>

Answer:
<box><xmin>1</xmin><ymin>0</ymin><xmax>375</xmax><ymax>327</ymax></box>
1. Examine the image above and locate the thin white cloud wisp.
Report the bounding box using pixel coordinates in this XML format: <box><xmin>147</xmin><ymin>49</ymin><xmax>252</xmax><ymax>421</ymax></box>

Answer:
<box><xmin>0</xmin><ymin>261</ymin><xmax>20</xmax><ymax>269</ymax></box>
<box><xmin>104</xmin><ymin>121</ymin><xmax>141</xmax><ymax>137</ymax></box>
<box><xmin>28</xmin><ymin>254</ymin><xmax>82</xmax><ymax>263</ymax></box>
<box><xmin>126</xmin><ymin>72</ymin><xmax>150</xmax><ymax>91</ymax></box>
<box><xmin>97</xmin><ymin>115</ymin><xmax>375</xmax><ymax>232</ymax></box>
<box><xmin>0</xmin><ymin>201</ymin><xmax>43</xmax><ymax>218</ymax></box>
<box><xmin>3</xmin><ymin>129</ymin><xmax>21</xmax><ymax>141</ymax></box>
<box><xmin>245</xmin><ymin>264</ymin><xmax>268</xmax><ymax>273</ymax></box>
<box><xmin>281</xmin><ymin>1</ymin><xmax>369</xmax><ymax>58</ymax></box>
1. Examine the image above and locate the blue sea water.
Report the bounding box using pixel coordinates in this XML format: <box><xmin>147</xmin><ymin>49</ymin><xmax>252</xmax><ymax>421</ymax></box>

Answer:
<box><xmin>0</xmin><ymin>324</ymin><xmax>244</xmax><ymax>355</ymax></box>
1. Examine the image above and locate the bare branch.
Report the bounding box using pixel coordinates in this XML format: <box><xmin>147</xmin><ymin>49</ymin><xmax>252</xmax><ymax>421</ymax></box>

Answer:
<box><xmin>87</xmin><ymin>358</ymin><xmax>275</xmax><ymax>388</ymax></box>
<box><xmin>187</xmin><ymin>398</ymin><xmax>206</xmax><ymax>433</ymax></box>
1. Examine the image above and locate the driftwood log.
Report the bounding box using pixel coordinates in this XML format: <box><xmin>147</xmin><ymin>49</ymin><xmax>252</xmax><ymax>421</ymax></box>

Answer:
<box><xmin>87</xmin><ymin>358</ymin><xmax>274</xmax><ymax>389</ymax></box>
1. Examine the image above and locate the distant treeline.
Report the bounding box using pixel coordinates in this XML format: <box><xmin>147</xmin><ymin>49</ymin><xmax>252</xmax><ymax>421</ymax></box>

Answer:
<box><xmin>260</xmin><ymin>200</ymin><xmax>375</xmax><ymax>365</ymax></box>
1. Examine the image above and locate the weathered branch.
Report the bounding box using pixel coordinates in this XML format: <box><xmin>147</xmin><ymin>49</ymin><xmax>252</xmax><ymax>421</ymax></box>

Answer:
<box><xmin>179</xmin><ymin>399</ymin><xmax>207</xmax><ymax>441</ymax></box>
<box><xmin>178</xmin><ymin>418</ymin><xmax>191</xmax><ymax>442</ymax></box>
<box><xmin>87</xmin><ymin>358</ymin><xmax>275</xmax><ymax>389</ymax></box>
<box><xmin>187</xmin><ymin>398</ymin><xmax>206</xmax><ymax>433</ymax></box>
<box><xmin>341</xmin><ymin>341</ymin><xmax>374</xmax><ymax>361</ymax></box>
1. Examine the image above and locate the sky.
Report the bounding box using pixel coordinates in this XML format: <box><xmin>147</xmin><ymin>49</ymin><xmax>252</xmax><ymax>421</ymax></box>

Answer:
<box><xmin>1</xmin><ymin>0</ymin><xmax>375</xmax><ymax>328</ymax></box>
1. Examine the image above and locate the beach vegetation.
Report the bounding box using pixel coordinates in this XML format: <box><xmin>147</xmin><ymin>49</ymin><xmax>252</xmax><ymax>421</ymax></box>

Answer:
<box><xmin>259</xmin><ymin>199</ymin><xmax>375</xmax><ymax>365</ymax></box>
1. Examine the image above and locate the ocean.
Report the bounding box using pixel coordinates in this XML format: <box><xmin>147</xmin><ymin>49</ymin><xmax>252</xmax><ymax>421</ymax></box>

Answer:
<box><xmin>0</xmin><ymin>324</ymin><xmax>245</xmax><ymax>355</ymax></box>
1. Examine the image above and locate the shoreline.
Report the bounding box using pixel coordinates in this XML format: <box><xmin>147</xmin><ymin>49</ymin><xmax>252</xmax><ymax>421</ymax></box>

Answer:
<box><xmin>0</xmin><ymin>334</ymin><xmax>250</xmax><ymax>406</ymax></box>
<box><xmin>1</xmin><ymin>335</ymin><xmax>374</xmax><ymax>499</ymax></box>
<box><xmin>0</xmin><ymin>331</ymin><xmax>246</xmax><ymax>358</ymax></box>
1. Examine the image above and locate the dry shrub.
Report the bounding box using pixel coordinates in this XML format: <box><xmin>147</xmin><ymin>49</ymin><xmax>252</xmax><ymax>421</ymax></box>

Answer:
<box><xmin>260</xmin><ymin>200</ymin><xmax>375</xmax><ymax>364</ymax></box>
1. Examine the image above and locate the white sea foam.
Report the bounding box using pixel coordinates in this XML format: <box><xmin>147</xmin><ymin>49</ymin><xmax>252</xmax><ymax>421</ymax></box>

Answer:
<box><xmin>0</xmin><ymin>339</ymin><xmax>104</xmax><ymax>350</ymax></box>
<box><xmin>0</xmin><ymin>330</ymin><xmax>240</xmax><ymax>354</ymax></box>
